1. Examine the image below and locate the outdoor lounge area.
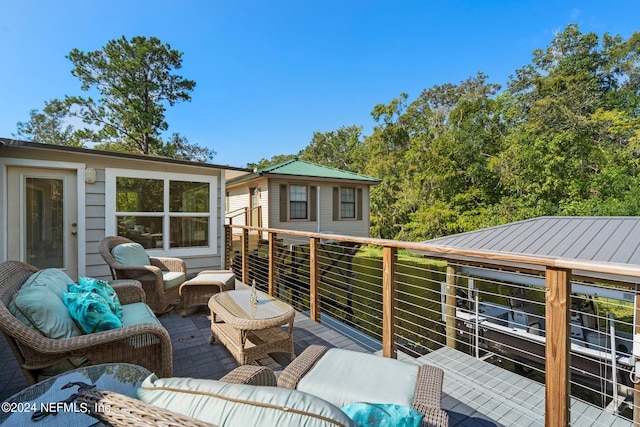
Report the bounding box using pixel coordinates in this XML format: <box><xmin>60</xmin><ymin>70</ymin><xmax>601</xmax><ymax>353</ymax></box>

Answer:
<box><xmin>2</xmin><ymin>220</ymin><xmax>640</xmax><ymax>426</ymax></box>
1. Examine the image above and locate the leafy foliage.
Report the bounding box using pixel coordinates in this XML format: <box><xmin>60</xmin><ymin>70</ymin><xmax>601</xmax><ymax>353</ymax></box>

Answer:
<box><xmin>266</xmin><ymin>25</ymin><xmax>640</xmax><ymax>240</ymax></box>
<box><xmin>16</xmin><ymin>36</ymin><xmax>214</xmax><ymax>161</ymax></box>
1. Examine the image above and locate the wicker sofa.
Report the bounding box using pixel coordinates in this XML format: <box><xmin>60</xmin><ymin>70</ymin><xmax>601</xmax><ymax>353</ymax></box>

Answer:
<box><xmin>75</xmin><ymin>346</ymin><xmax>448</xmax><ymax>427</ymax></box>
<box><xmin>0</xmin><ymin>260</ymin><xmax>172</xmax><ymax>384</ymax></box>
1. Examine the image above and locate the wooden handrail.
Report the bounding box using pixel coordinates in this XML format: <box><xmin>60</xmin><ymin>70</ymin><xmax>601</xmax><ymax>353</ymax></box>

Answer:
<box><xmin>225</xmin><ymin>224</ymin><xmax>640</xmax><ymax>427</ymax></box>
<box><xmin>228</xmin><ymin>225</ymin><xmax>640</xmax><ymax>283</ymax></box>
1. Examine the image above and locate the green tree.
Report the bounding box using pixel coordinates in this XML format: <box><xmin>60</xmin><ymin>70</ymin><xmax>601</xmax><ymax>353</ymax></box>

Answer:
<box><xmin>496</xmin><ymin>25</ymin><xmax>640</xmax><ymax>216</ymax></box>
<box><xmin>16</xmin><ymin>99</ymin><xmax>83</xmax><ymax>147</ymax></box>
<box><xmin>17</xmin><ymin>36</ymin><xmax>214</xmax><ymax>161</ymax></box>
<box><xmin>300</xmin><ymin>125</ymin><xmax>367</xmax><ymax>172</ymax></box>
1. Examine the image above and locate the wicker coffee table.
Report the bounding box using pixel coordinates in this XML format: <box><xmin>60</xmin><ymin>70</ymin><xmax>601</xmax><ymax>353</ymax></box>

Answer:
<box><xmin>208</xmin><ymin>289</ymin><xmax>295</xmax><ymax>365</ymax></box>
<box><xmin>179</xmin><ymin>270</ymin><xmax>236</xmax><ymax>316</ymax></box>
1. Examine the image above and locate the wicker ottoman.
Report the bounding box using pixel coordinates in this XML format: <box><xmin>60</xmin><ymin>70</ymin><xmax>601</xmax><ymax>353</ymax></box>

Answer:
<box><xmin>278</xmin><ymin>345</ymin><xmax>448</xmax><ymax>427</ymax></box>
<box><xmin>179</xmin><ymin>270</ymin><xmax>236</xmax><ymax>316</ymax></box>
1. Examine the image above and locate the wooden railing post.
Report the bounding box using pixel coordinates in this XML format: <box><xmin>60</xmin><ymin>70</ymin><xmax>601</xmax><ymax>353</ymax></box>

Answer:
<box><xmin>382</xmin><ymin>246</ymin><xmax>397</xmax><ymax>358</ymax></box>
<box><xmin>241</xmin><ymin>228</ymin><xmax>249</xmax><ymax>284</ymax></box>
<box><xmin>309</xmin><ymin>237</ymin><xmax>320</xmax><ymax>322</ymax></box>
<box><xmin>445</xmin><ymin>264</ymin><xmax>458</xmax><ymax>349</ymax></box>
<box><xmin>545</xmin><ymin>267</ymin><xmax>571</xmax><ymax>427</ymax></box>
<box><xmin>268</xmin><ymin>232</ymin><xmax>276</xmax><ymax>297</ymax></box>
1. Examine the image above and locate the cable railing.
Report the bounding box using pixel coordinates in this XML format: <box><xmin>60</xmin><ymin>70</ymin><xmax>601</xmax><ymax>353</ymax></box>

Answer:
<box><xmin>226</xmin><ymin>224</ymin><xmax>640</xmax><ymax>426</ymax></box>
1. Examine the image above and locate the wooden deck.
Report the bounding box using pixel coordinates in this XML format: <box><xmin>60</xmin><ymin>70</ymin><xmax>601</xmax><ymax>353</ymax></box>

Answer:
<box><xmin>0</xmin><ymin>291</ymin><xmax>634</xmax><ymax>426</ymax></box>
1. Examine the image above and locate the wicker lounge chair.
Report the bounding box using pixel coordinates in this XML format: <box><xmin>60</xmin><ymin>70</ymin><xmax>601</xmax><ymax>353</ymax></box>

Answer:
<box><xmin>0</xmin><ymin>260</ymin><xmax>173</xmax><ymax>385</ymax></box>
<box><xmin>99</xmin><ymin>235</ymin><xmax>186</xmax><ymax>314</ymax></box>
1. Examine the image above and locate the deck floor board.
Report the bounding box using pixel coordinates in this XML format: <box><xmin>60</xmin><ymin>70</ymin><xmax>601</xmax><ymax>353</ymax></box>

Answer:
<box><xmin>420</xmin><ymin>346</ymin><xmax>631</xmax><ymax>427</ymax></box>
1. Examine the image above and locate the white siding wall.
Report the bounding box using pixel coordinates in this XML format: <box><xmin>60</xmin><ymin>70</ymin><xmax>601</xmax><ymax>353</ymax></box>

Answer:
<box><xmin>226</xmin><ymin>177</ymin><xmax>269</xmax><ymax>231</ymax></box>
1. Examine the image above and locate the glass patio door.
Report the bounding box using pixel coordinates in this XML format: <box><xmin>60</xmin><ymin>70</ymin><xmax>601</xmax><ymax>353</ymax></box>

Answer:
<box><xmin>7</xmin><ymin>167</ymin><xmax>78</xmax><ymax>279</ymax></box>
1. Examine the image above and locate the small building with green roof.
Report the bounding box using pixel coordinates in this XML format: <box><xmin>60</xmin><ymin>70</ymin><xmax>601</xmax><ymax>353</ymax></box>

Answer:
<box><xmin>225</xmin><ymin>159</ymin><xmax>380</xmax><ymax>241</ymax></box>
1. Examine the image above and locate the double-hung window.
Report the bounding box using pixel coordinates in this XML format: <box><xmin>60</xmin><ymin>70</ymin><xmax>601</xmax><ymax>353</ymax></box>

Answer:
<box><xmin>340</xmin><ymin>187</ymin><xmax>356</xmax><ymax>219</ymax></box>
<box><xmin>106</xmin><ymin>169</ymin><xmax>217</xmax><ymax>255</ymax></box>
<box><xmin>289</xmin><ymin>184</ymin><xmax>308</xmax><ymax>220</ymax></box>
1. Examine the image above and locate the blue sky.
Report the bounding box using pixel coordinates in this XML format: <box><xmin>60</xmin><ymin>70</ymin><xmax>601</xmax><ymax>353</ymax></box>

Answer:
<box><xmin>1</xmin><ymin>1</ymin><xmax>638</xmax><ymax>168</ymax></box>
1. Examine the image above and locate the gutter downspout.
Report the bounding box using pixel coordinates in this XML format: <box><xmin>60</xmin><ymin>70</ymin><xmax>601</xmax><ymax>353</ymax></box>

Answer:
<box><xmin>317</xmin><ymin>185</ymin><xmax>321</xmax><ymax>233</ymax></box>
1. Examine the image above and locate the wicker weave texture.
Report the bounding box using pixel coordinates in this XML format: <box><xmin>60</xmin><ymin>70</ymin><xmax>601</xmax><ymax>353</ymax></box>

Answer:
<box><xmin>0</xmin><ymin>260</ymin><xmax>173</xmax><ymax>384</ymax></box>
<box><xmin>209</xmin><ymin>290</ymin><xmax>295</xmax><ymax>365</ymax></box>
<box><xmin>99</xmin><ymin>236</ymin><xmax>186</xmax><ymax>314</ymax></box>
<box><xmin>179</xmin><ymin>270</ymin><xmax>235</xmax><ymax>317</ymax></box>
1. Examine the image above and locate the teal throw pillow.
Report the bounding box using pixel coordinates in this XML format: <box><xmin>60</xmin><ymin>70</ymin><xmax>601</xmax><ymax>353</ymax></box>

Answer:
<box><xmin>70</xmin><ymin>277</ymin><xmax>123</xmax><ymax>320</ymax></box>
<box><xmin>112</xmin><ymin>242</ymin><xmax>151</xmax><ymax>266</ymax></box>
<box><xmin>22</xmin><ymin>268</ymin><xmax>75</xmax><ymax>299</ymax></box>
<box><xmin>341</xmin><ymin>403</ymin><xmax>424</xmax><ymax>427</ymax></box>
<box><xmin>63</xmin><ymin>292</ymin><xmax>123</xmax><ymax>334</ymax></box>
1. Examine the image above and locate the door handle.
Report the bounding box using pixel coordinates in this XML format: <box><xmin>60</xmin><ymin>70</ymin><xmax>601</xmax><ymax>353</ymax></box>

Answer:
<box><xmin>71</xmin><ymin>223</ymin><xmax>77</xmax><ymax>235</ymax></box>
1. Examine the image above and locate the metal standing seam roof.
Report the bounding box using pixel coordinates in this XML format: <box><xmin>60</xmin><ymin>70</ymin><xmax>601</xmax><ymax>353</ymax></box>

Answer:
<box><xmin>225</xmin><ymin>158</ymin><xmax>381</xmax><ymax>186</ymax></box>
<box><xmin>415</xmin><ymin>216</ymin><xmax>640</xmax><ymax>266</ymax></box>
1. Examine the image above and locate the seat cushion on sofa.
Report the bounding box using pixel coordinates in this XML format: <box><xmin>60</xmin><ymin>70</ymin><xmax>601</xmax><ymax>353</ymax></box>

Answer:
<box><xmin>296</xmin><ymin>348</ymin><xmax>419</xmax><ymax>409</ymax></box>
<box><xmin>162</xmin><ymin>271</ymin><xmax>186</xmax><ymax>290</ymax></box>
<box><xmin>22</xmin><ymin>268</ymin><xmax>75</xmax><ymax>299</ymax></box>
<box><xmin>137</xmin><ymin>374</ymin><xmax>357</xmax><ymax>427</ymax></box>
<box><xmin>112</xmin><ymin>243</ymin><xmax>151</xmax><ymax>266</ymax></box>
<box><xmin>121</xmin><ymin>302</ymin><xmax>161</xmax><ymax>326</ymax></box>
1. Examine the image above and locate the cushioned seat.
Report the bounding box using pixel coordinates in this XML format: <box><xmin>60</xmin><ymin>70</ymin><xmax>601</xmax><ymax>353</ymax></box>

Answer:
<box><xmin>136</xmin><ymin>375</ymin><xmax>357</xmax><ymax>427</ymax></box>
<box><xmin>0</xmin><ymin>261</ymin><xmax>172</xmax><ymax>384</ymax></box>
<box><xmin>99</xmin><ymin>236</ymin><xmax>187</xmax><ymax>314</ymax></box>
<box><xmin>278</xmin><ymin>345</ymin><xmax>449</xmax><ymax>427</ymax></box>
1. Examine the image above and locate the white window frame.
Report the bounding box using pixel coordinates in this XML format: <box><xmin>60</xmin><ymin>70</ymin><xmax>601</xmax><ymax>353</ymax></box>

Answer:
<box><xmin>289</xmin><ymin>184</ymin><xmax>309</xmax><ymax>221</ymax></box>
<box><xmin>339</xmin><ymin>186</ymin><xmax>357</xmax><ymax>220</ymax></box>
<box><xmin>105</xmin><ymin>168</ymin><xmax>217</xmax><ymax>256</ymax></box>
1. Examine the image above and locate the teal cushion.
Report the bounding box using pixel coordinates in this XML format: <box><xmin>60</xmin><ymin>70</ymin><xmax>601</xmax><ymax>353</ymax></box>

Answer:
<box><xmin>137</xmin><ymin>374</ymin><xmax>357</xmax><ymax>427</ymax></box>
<box><xmin>121</xmin><ymin>302</ymin><xmax>161</xmax><ymax>326</ymax></box>
<box><xmin>162</xmin><ymin>271</ymin><xmax>186</xmax><ymax>290</ymax></box>
<box><xmin>8</xmin><ymin>286</ymin><xmax>87</xmax><ymax>378</ymax></box>
<box><xmin>70</xmin><ymin>277</ymin><xmax>123</xmax><ymax>320</ymax></box>
<box><xmin>297</xmin><ymin>349</ymin><xmax>419</xmax><ymax>408</ymax></box>
<box><xmin>22</xmin><ymin>268</ymin><xmax>75</xmax><ymax>299</ymax></box>
<box><xmin>112</xmin><ymin>242</ymin><xmax>151</xmax><ymax>266</ymax></box>
<box><xmin>9</xmin><ymin>286</ymin><xmax>83</xmax><ymax>338</ymax></box>
<box><xmin>62</xmin><ymin>292</ymin><xmax>123</xmax><ymax>334</ymax></box>
<box><xmin>341</xmin><ymin>403</ymin><xmax>424</xmax><ymax>427</ymax></box>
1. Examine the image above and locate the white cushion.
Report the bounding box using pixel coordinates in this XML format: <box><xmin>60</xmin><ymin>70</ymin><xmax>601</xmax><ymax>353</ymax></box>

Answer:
<box><xmin>137</xmin><ymin>374</ymin><xmax>357</xmax><ymax>427</ymax></box>
<box><xmin>297</xmin><ymin>348</ymin><xmax>419</xmax><ymax>408</ymax></box>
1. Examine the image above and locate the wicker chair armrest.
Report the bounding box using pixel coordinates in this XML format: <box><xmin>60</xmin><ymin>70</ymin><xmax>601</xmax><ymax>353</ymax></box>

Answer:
<box><xmin>149</xmin><ymin>256</ymin><xmax>187</xmax><ymax>273</ymax></box>
<box><xmin>277</xmin><ymin>344</ymin><xmax>330</xmax><ymax>389</ymax></box>
<box><xmin>220</xmin><ymin>365</ymin><xmax>276</xmax><ymax>386</ymax></box>
<box><xmin>110</xmin><ymin>281</ymin><xmax>146</xmax><ymax>305</ymax></box>
<box><xmin>77</xmin><ymin>389</ymin><xmax>215</xmax><ymax>427</ymax></box>
<box><xmin>112</xmin><ymin>263</ymin><xmax>163</xmax><ymax>280</ymax></box>
<box><xmin>17</xmin><ymin>322</ymin><xmax>169</xmax><ymax>356</ymax></box>
<box><xmin>412</xmin><ymin>364</ymin><xmax>444</xmax><ymax>410</ymax></box>
<box><xmin>419</xmin><ymin>407</ymin><xmax>449</xmax><ymax>427</ymax></box>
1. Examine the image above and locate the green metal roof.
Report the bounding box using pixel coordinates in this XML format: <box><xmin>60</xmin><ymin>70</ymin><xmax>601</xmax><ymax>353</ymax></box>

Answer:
<box><xmin>226</xmin><ymin>159</ymin><xmax>381</xmax><ymax>185</ymax></box>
